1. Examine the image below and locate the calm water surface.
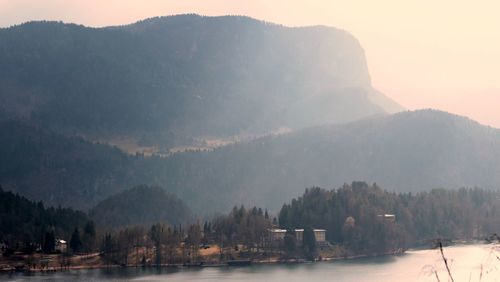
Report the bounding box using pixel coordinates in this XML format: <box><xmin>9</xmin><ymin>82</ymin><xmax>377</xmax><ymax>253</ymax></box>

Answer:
<box><xmin>3</xmin><ymin>244</ymin><xmax>500</xmax><ymax>282</ymax></box>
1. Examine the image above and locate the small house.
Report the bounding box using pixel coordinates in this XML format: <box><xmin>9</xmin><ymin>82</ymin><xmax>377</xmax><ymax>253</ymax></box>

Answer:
<box><xmin>55</xmin><ymin>239</ymin><xmax>67</xmax><ymax>253</ymax></box>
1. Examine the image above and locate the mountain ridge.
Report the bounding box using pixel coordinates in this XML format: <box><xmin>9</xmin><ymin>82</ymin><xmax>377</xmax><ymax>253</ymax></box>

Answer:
<box><xmin>0</xmin><ymin>14</ymin><xmax>402</xmax><ymax>150</ymax></box>
<box><xmin>1</xmin><ymin>109</ymin><xmax>499</xmax><ymax>213</ymax></box>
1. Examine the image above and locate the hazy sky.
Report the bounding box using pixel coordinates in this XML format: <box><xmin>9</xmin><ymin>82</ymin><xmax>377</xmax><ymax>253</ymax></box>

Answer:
<box><xmin>1</xmin><ymin>0</ymin><xmax>499</xmax><ymax>127</ymax></box>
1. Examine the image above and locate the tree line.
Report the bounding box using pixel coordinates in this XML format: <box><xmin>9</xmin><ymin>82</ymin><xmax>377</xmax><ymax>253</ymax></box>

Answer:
<box><xmin>279</xmin><ymin>182</ymin><xmax>500</xmax><ymax>255</ymax></box>
<box><xmin>0</xmin><ymin>186</ymin><xmax>92</xmax><ymax>255</ymax></box>
<box><xmin>3</xmin><ymin>182</ymin><xmax>500</xmax><ymax>263</ymax></box>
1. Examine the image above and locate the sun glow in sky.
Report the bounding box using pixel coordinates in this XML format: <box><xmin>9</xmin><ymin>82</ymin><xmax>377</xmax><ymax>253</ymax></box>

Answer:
<box><xmin>1</xmin><ymin>0</ymin><xmax>499</xmax><ymax>127</ymax></box>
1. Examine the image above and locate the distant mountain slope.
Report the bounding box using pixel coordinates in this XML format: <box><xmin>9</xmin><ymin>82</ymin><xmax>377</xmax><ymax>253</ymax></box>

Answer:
<box><xmin>89</xmin><ymin>185</ymin><xmax>191</xmax><ymax>228</ymax></box>
<box><xmin>2</xmin><ymin>110</ymin><xmax>498</xmax><ymax>213</ymax></box>
<box><xmin>0</xmin><ymin>14</ymin><xmax>401</xmax><ymax>145</ymax></box>
<box><xmin>150</xmin><ymin>109</ymin><xmax>500</xmax><ymax>210</ymax></box>
<box><xmin>0</xmin><ymin>120</ymin><xmax>138</xmax><ymax>209</ymax></box>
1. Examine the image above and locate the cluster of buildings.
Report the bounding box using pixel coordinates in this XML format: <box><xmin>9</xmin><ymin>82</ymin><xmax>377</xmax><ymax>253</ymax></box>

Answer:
<box><xmin>266</xmin><ymin>214</ymin><xmax>396</xmax><ymax>247</ymax></box>
<box><xmin>0</xmin><ymin>238</ymin><xmax>67</xmax><ymax>254</ymax></box>
<box><xmin>268</xmin><ymin>228</ymin><xmax>327</xmax><ymax>245</ymax></box>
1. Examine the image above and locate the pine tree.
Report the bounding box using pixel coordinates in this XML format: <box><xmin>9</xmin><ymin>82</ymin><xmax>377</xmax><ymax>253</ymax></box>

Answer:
<box><xmin>42</xmin><ymin>231</ymin><xmax>55</xmax><ymax>253</ymax></box>
<box><xmin>83</xmin><ymin>221</ymin><xmax>96</xmax><ymax>252</ymax></box>
<box><xmin>303</xmin><ymin>227</ymin><xmax>317</xmax><ymax>260</ymax></box>
<box><xmin>70</xmin><ymin>228</ymin><xmax>82</xmax><ymax>253</ymax></box>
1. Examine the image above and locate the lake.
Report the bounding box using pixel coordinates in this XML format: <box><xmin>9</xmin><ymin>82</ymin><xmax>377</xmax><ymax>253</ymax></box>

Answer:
<box><xmin>3</xmin><ymin>244</ymin><xmax>500</xmax><ymax>282</ymax></box>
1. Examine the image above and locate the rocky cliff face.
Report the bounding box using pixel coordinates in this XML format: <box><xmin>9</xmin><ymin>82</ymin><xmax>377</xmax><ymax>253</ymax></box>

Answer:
<box><xmin>0</xmin><ymin>15</ymin><xmax>401</xmax><ymax>142</ymax></box>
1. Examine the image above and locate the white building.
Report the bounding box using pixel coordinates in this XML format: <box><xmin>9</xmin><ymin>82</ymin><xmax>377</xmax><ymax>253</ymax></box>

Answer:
<box><xmin>313</xmin><ymin>229</ymin><xmax>326</xmax><ymax>242</ymax></box>
<box><xmin>377</xmin><ymin>214</ymin><xmax>396</xmax><ymax>222</ymax></box>
<box><xmin>268</xmin><ymin>229</ymin><xmax>287</xmax><ymax>241</ymax></box>
<box><xmin>294</xmin><ymin>229</ymin><xmax>304</xmax><ymax>243</ymax></box>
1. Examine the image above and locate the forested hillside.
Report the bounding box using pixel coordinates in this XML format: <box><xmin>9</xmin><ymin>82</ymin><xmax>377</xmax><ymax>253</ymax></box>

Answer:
<box><xmin>278</xmin><ymin>182</ymin><xmax>500</xmax><ymax>254</ymax></box>
<box><xmin>1</xmin><ymin>110</ymin><xmax>500</xmax><ymax>214</ymax></box>
<box><xmin>0</xmin><ymin>120</ymin><xmax>138</xmax><ymax>209</ymax></box>
<box><xmin>0</xmin><ymin>187</ymin><xmax>90</xmax><ymax>253</ymax></box>
<box><xmin>0</xmin><ymin>14</ymin><xmax>400</xmax><ymax>147</ymax></box>
<box><xmin>145</xmin><ymin>109</ymin><xmax>500</xmax><ymax>211</ymax></box>
<box><xmin>90</xmin><ymin>186</ymin><xmax>192</xmax><ymax>229</ymax></box>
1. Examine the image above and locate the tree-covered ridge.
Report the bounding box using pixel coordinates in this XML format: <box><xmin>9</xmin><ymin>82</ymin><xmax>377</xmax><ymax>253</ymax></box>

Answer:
<box><xmin>89</xmin><ymin>185</ymin><xmax>192</xmax><ymax>229</ymax></box>
<box><xmin>155</xmin><ymin>109</ymin><xmax>500</xmax><ymax>211</ymax></box>
<box><xmin>0</xmin><ymin>120</ymin><xmax>137</xmax><ymax>209</ymax></box>
<box><xmin>140</xmin><ymin>109</ymin><xmax>500</xmax><ymax>212</ymax></box>
<box><xmin>279</xmin><ymin>182</ymin><xmax>500</xmax><ymax>254</ymax></box>
<box><xmin>0</xmin><ymin>14</ymin><xmax>398</xmax><ymax>142</ymax></box>
<box><xmin>0</xmin><ymin>186</ymin><xmax>90</xmax><ymax>253</ymax></box>
<box><xmin>1</xmin><ymin>110</ymin><xmax>500</xmax><ymax>213</ymax></box>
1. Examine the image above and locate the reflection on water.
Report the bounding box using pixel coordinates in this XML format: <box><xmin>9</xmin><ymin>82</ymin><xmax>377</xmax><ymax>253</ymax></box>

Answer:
<box><xmin>2</xmin><ymin>244</ymin><xmax>500</xmax><ymax>282</ymax></box>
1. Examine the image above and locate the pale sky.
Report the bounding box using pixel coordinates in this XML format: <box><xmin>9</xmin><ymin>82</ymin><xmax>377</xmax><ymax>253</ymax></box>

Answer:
<box><xmin>1</xmin><ymin>0</ymin><xmax>499</xmax><ymax>127</ymax></box>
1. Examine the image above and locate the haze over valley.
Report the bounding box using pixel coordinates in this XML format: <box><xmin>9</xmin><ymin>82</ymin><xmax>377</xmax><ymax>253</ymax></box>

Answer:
<box><xmin>0</xmin><ymin>7</ymin><xmax>499</xmax><ymax>280</ymax></box>
<box><xmin>0</xmin><ymin>14</ymin><xmax>498</xmax><ymax>213</ymax></box>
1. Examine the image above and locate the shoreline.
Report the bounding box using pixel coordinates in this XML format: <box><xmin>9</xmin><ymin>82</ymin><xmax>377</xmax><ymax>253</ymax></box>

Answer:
<box><xmin>0</xmin><ymin>248</ymin><xmax>407</xmax><ymax>274</ymax></box>
<box><xmin>4</xmin><ymin>240</ymin><xmax>488</xmax><ymax>275</ymax></box>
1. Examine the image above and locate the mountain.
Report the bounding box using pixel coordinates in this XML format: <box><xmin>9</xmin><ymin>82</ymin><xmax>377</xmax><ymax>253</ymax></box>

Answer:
<box><xmin>148</xmin><ymin>109</ymin><xmax>500</xmax><ymax>210</ymax></box>
<box><xmin>1</xmin><ymin>110</ymin><xmax>499</xmax><ymax>214</ymax></box>
<box><xmin>0</xmin><ymin>14</ymin><xmax>401</xmax><ymax>148</ymax></box>
<box><xmin>89</xmin><ymin>185</ymin><xmax>192</xmax><ymax>229</ymax></box>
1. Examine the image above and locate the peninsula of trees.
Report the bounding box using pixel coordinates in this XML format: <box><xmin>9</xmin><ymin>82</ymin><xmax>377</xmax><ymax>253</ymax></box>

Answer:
<box><xmin>2</xmin><ymin>183</ymin><xmax>500</xmax><ymax>271</ymax></box>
